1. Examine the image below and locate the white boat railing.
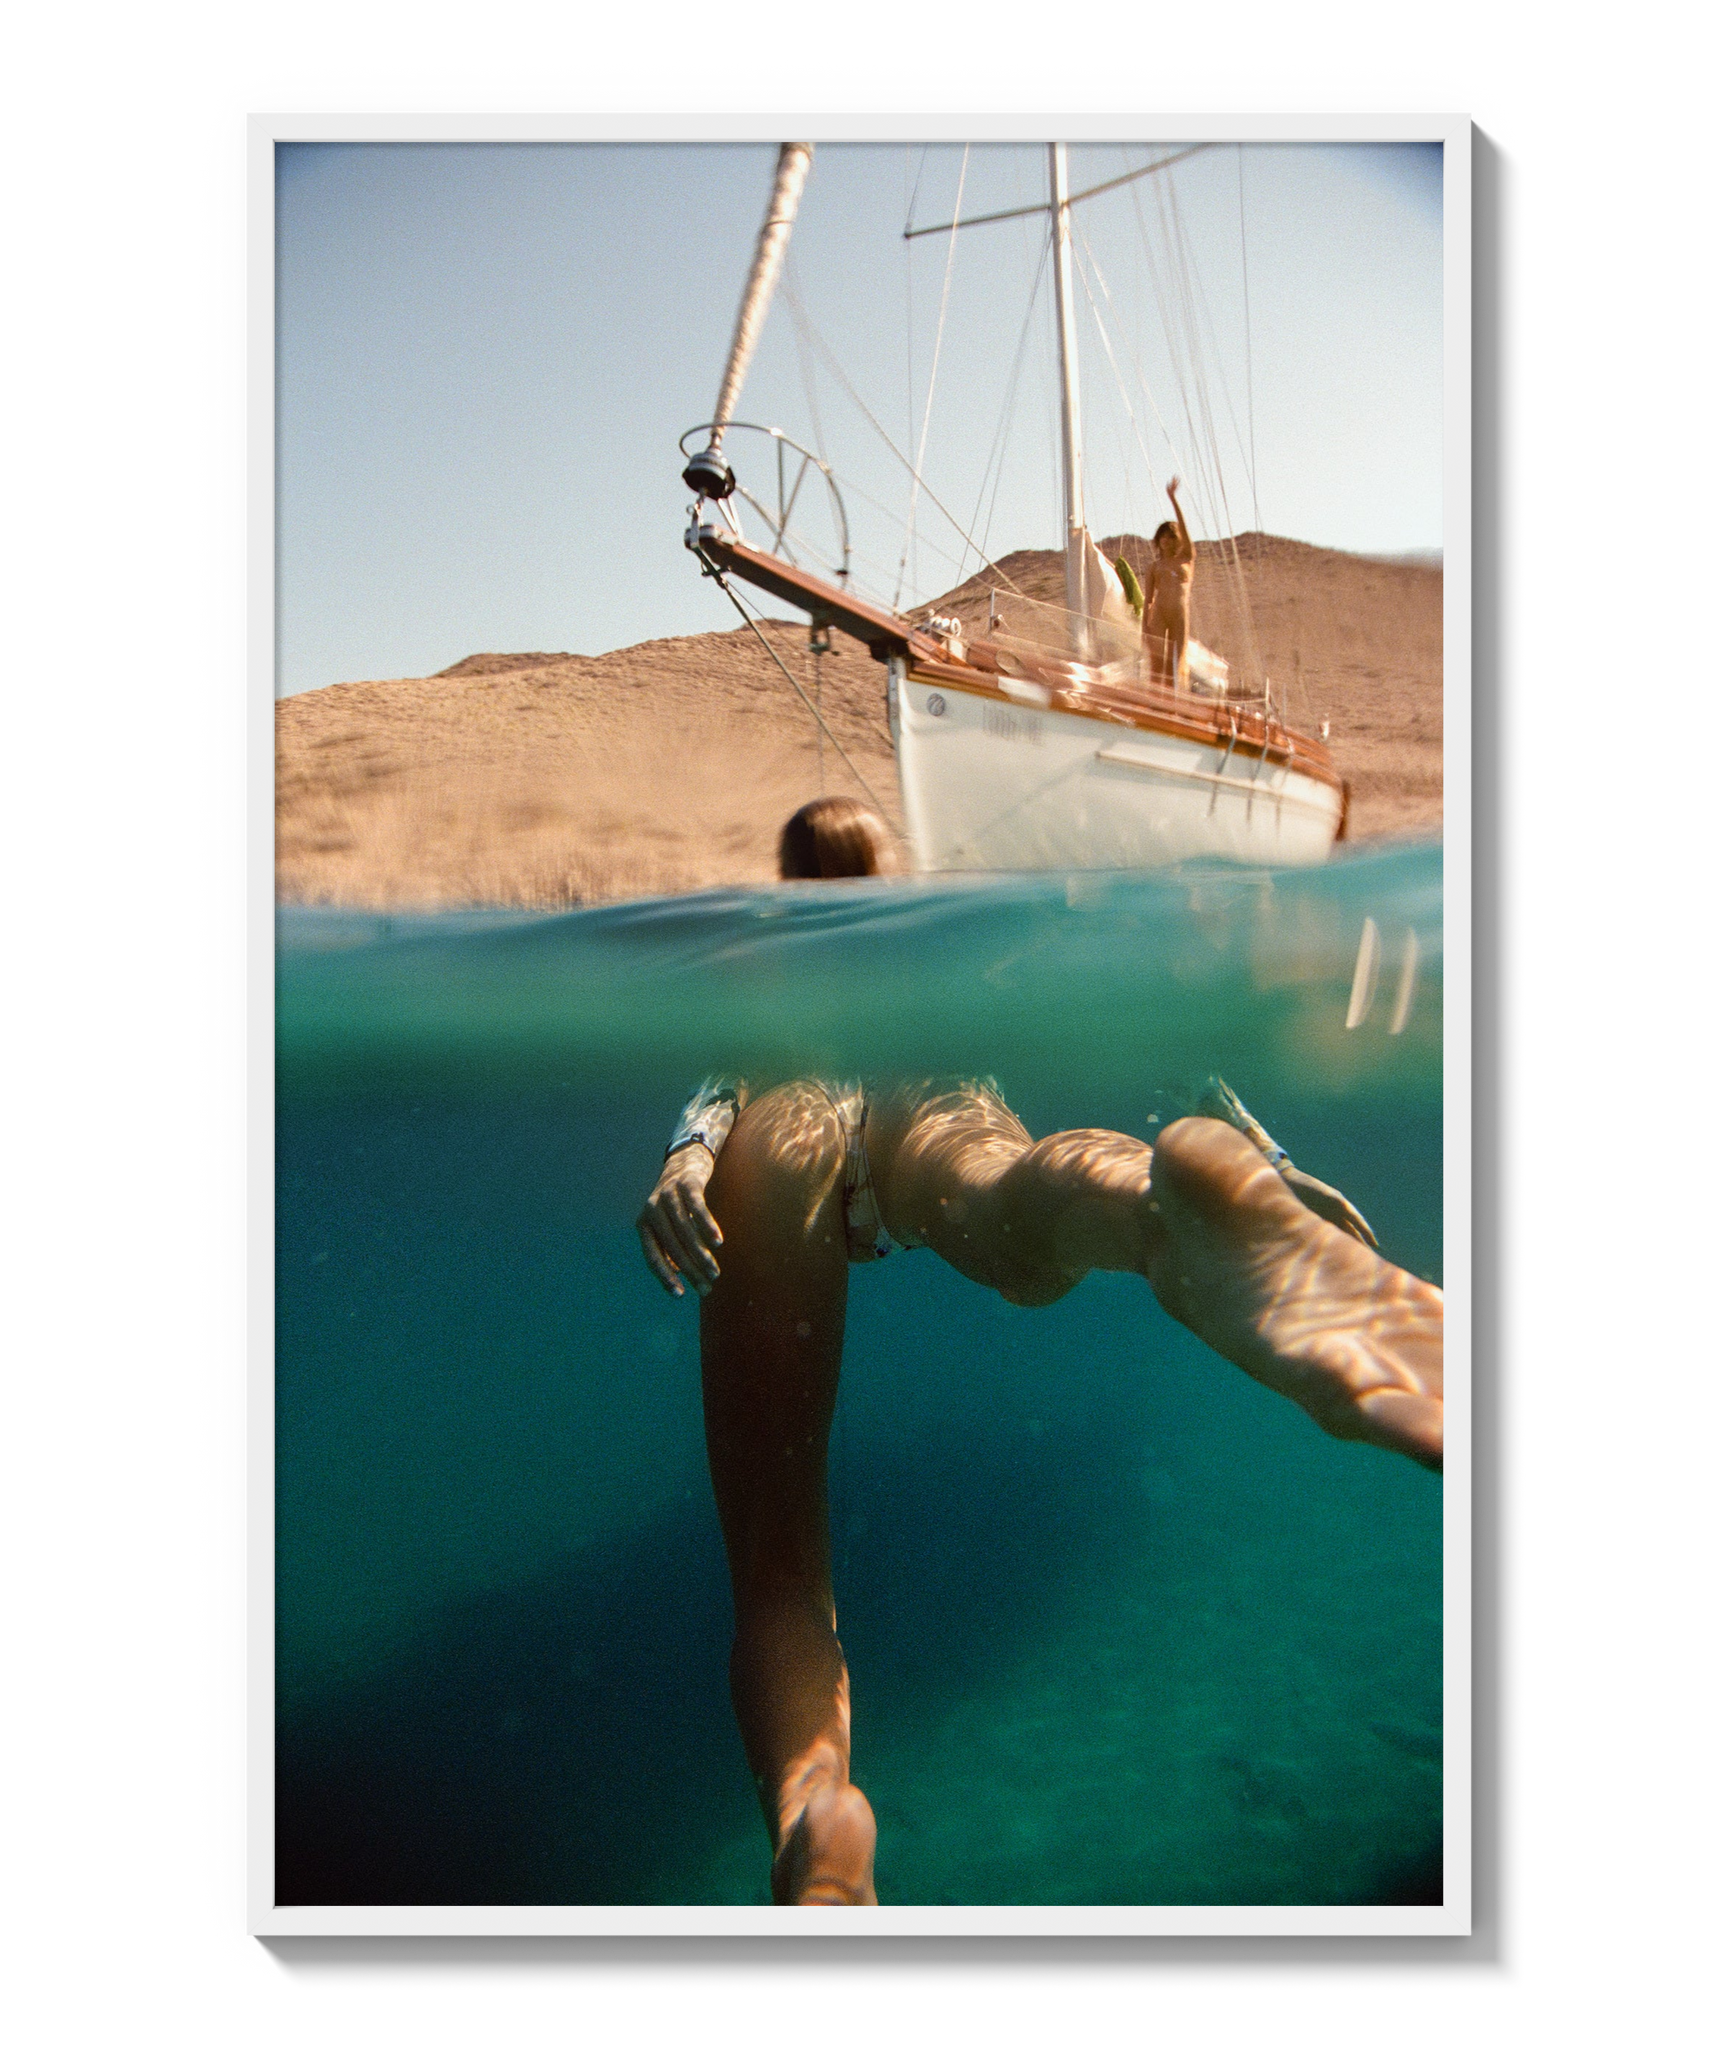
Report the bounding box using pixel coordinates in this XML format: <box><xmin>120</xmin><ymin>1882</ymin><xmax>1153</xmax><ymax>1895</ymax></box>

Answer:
<box><xmin>975</xmin><ymin>587</ymin><xmax>1264</xmax><ymax>701</ymax></box>
<box><xmin>677</xmin><ymin>421</ymin><xmax>851</xmax><ymax>586</ymax></box>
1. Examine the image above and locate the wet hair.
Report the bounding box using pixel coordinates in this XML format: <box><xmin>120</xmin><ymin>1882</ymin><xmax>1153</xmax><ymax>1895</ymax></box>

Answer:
<box><xmin>1154</xmin><ymin>520</ymin><xmax>1179</xmax><ymax>550</ymax></box>
<box><xmin>778</xmin><ymin>796</ymin><xmax>887</xmax><ymax>880</ymax></box>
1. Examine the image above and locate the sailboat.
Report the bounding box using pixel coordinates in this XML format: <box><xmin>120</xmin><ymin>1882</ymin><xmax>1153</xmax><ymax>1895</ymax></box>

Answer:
<box><xmin>679</xmin><ymin>143</ymin><xmax>1349</xmax><ymax>871</ymax></box>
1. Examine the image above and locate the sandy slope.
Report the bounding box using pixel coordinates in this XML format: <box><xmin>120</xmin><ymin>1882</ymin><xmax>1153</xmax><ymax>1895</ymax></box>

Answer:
<box><xmin>276</xmin><ymin>536</ymin><xmax>1441</xmax><ymax>908</ymax></box>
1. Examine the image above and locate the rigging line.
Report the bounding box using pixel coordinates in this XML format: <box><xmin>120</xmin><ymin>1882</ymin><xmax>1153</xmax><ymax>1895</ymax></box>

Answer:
<box><xmin>776</xmin><ymin>277</ymin><xmax>923</xmax><ymax>571</ymax></box>
<box><xmin>960</xmin><ymin>228</ymin><xmax>1052</xmax><ymax>590</ymax></box>
<box><xmin>1123</xmin><ymin>164</ymin><xmax>1265</xmax><ymax>699</ymax></box>
<box><xmin>904</xmin><ymin>144</ymin><xmax>1215</xmax><ymax>240</ymax></box>
<box><xmin>1179</xmin><ymin>172</ymin><xmax>1277</xmax><ymax>712</ymax></box>
<box><xmin>1165</xmin><ymin>164</ymin><xmax>1255</xmax><ymax>551</ymax></box>
<box><xmin>1065</xmin><ymin>212</ymin><xmax>1140</xmax><ymax>540</ymax></box>
<box><xmin>782</xmin><ymin>443</ymin><xmax>1000</xmax><ymax>593</ymax></box>
<box><xmin>903</xmin><ymin>150</ymin><xmax>925</xmax><ymax>583</ymax></box>
<box><xmin>1169</xmin><ymin>166</ymin><xmax>1258</xmax><ymax>531</ymax></box>
<box><xmin>904</xmin><ymin>144</ymin><xmax>928</xmax><ymax>236</ymax></box>
<box><xmin>784</xmin><ymin>250</ymin><xmax>829</xmax><ymax>468</ymax></box>
<box><xmin>1178</xmin><ymin>179</ymin><xmax>1248</xmax><ymax>489</ymax></box>
<box><xmin>904</xmin><ymin>237</ymin><xmax>914</xmax><ymax>569</ymax></box>
<box><xmin>1061</xmin><ymin>144</ymin><xmax>1216</xmax><ymax>213</ymax></box>
<box><xmin>1139</xmin><ymin>168</ymin><xmax>1210</xmax><ymax>512</ymax></box>
<box><xmin>1092</xmin><ymin>163</ymin><xmax>1193</xmax><ymax>469</ymax></box>
<box><xmin>982</xmin><ymin>227</ymin><xmax>1048</xmax><ymax>581</ymax></box>
<box><xmin>769</xmin><ymin>329</ymin><xmax>981</xmax><ymax>597</ymax></box>
<box><xmin>1152</xmin><ymin>170</ymin><xmax>1237</xmax><ymax>583</ymax></box>
<box><xmin>840</xmin><ymin>526</ymin><xmax>973</xmax><ymax>597</ymax></box>
<box><xmin>986</xmin><ymin>159</ymin><xmax>1056</xmax><ymax>577</ymax></box>
<box><xmin>745</xmin><ymin>586</ymin><xmax>891</xmax><ymax>753</ymax></box>
<box><xmin>1236</xmin><ymin>146</ymin><xmax>1261</xmax><ymax>548</ymax></box>
<box><xmin>982</xmin><ymin>230</ymin><xmax>1048</xmax><ymax>577</ymax></box>
<box><xmin>1077</xmin><ymin>222</ymin><xmax>1183</xmax><ymax>493</ymax></box>
<box><xmin>1070</xmin><ymin>227</ymin><xmax>1162</xmax><ymax>501</ymax></box>
<box><xmin>1162</xmin><ymin>169</ymin><xmax>1267</xmax><ymax>695</ymax></box>
<box><xmin>1069</xmin><ymin>260</ymin><xmax>1157</xmax><ymax>569</ymax></box>
<box><xmin>783</xmin><ymin>292</ymin><xmax>1028</xmax><ymax>597</ymax></box>
<box><xmin>1157</xmin><ymin>174</ymin><xmax>1220</xmax><ymax>521</ymax></box>
<box><xmin>895</xmin><ymin>144</ymin><xmax>970</xmax><ymax>610</ymax></box>
<box><xmin>1127</xmin><ymin>166</ymin><xmax>1184</xmax><ymax>445</ymax></box>
<box><xmin>698</xmin><ymin>552</ymin><xmax>904</xmax><ymax>825</ymax></box>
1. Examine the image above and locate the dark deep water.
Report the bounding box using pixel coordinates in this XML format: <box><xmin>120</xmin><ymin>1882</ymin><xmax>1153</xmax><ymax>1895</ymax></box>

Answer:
<box><xmin>275</xmin><ymin>848</ymin><xmax>1444</xmax><ymax>1906</ymax></box>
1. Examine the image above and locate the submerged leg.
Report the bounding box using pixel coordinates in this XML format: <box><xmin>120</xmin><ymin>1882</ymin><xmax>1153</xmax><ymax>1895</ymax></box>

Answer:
<box><xmin>1141</xmin><ymin>1119</ymin><xmax>1444</xmax><ymax>1469</ymax></box>
<box><xmin>868</xmin><ymin>1089</ymin><xmax>1442</xmax><ymax>1469</ymax></box>
<box><xmin>866</xmin><ymin>1082</ymin><xmax>1161</xmax><ymax>1306</ymax></box>
<box><xmin>700</xmin><ymin>1083</ymin><xmax>878</xmax><ymax>1905</ymax></box>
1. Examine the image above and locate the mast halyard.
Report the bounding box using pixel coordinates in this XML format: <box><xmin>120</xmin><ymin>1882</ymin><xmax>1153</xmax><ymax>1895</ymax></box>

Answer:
<box><xmin>1048</xmin><ymin>144</ymin><xmax>1089</xmax><ymax>643</ymax></box>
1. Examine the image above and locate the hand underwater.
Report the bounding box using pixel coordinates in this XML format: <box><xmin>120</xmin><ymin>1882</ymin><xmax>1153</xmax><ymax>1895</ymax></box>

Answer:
<box><xmin>637</xmin><ymin>1142</ymin><xmax>725</xmax><ymax>1297</ymax></box>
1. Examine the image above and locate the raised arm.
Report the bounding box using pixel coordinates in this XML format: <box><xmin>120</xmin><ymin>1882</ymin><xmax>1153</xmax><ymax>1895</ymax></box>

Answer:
<box><xmin>638</xmin><ymin>1077</ymin><xmax>750</xmax><ymax>1297</ymax></box>
<box><xmin>1166</xmin><ymin>476</ymin><xmax>1194</xmax><ymax>562</ymax></box>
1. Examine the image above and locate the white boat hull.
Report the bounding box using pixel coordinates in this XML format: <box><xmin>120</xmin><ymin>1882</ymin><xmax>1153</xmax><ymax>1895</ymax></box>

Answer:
<box><xmin>892</xmin><ymin>665</ymin><xmax>1342</xmax><ymax>871</ymax></box>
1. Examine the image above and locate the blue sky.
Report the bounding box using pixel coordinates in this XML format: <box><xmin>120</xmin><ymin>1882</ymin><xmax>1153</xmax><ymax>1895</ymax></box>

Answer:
<box><xmin>276</xmin><ymin>140</ymin><xmax>1442</xmax><ymax>695</ymax></box>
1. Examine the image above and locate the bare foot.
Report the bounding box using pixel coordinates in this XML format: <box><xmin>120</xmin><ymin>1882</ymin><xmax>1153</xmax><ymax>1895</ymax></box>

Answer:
<box><xmin>771</xmin><ymin>1779</ymin><xmax>879</xmax><ymax>1905</ymax></box>
<box><xmin>1144</xmin><ymin>1118</ymin><xmax>1444</xmax><ymax>1471</ymax></box>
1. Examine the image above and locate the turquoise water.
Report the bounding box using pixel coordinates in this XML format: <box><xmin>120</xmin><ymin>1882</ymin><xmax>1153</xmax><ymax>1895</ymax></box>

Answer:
<box><xmin>275</xmin><ymin>845</ymin><xmax>1444</xmax><ymax>1906</ymax></box>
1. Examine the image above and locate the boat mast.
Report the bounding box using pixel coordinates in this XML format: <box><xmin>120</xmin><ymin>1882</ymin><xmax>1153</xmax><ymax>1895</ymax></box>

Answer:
<box><xmin>1048</xmin><ymin>143</ymin><xmax>1087</xmax><ymax>634</ymax></box>
<box><xmin>683</xmin><ymin>143</ymin><xmax>815</xmax><ymax>501</ymax></box>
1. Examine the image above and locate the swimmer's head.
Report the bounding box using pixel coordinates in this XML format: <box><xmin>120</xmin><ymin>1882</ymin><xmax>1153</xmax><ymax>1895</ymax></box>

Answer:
<box><xmin>778</xmin><ymin>796</ymin><xmax>887</xmax><ymax>880</ymax></box>
<box><xmin>1154</xmin><ymin>520</ymin><xmax>1178</xmax><ymax>554</ymax></box>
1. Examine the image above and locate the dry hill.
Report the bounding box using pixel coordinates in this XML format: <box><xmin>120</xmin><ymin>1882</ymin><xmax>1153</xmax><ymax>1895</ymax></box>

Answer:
<box><xmin>276</xmin><ymin>537</ymin><xmax>1441</xmax><ymax>909</ymax></box>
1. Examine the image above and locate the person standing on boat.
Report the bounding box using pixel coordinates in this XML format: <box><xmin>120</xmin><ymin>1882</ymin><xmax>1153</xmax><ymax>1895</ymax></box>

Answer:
<box><xmin>1144</xmin><ymin>477</ymin><xmax>1196</xmax><ymax>692</ymax></box>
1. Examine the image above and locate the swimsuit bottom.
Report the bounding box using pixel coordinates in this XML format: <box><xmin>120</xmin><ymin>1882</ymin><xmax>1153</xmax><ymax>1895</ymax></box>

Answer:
<box><xmin>670</xmin><ymin>1074</ymin><xmax>1007</xmax><ymax>1267</ymax></box>
<box><xmin>817</xmin><ymin>1076</ymin><xmax>1007</xmax><ymax>1264</ymax></box>
<box><xmin>818</xmin><ymin>1080</ymin><xmax>911</xmax><ymax>1262</ymax></box>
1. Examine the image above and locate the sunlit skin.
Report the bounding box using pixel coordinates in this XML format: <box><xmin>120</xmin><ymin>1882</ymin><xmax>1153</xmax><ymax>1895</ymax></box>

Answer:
<box><xmin>640</xmin><ymin>1080</ymin><xmax>1443</xmax><ymax>1905</ymax></box>
<box><xmin>1144</xmin><ymin>476</ymin><xmax>1195</xmax><ymax>692</ymax></box>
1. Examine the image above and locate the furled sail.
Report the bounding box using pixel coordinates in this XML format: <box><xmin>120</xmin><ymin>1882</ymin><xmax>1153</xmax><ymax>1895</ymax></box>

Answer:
<box><xmin>683</xmin><ymin>143</ymin><xmax>814</xmax><ymax>499</ymax></box>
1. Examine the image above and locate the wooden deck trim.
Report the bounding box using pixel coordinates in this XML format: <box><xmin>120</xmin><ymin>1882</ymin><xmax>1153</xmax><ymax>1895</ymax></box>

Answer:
<box><xmin>697</xmin><ymin>529</ymin><xmax>1343</xmax><ymax>796</ymax></box>
<box><xmin>905</xmin><ymin>660</ymin><xmax>1346</xmax><ymax>795</ymax></box>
